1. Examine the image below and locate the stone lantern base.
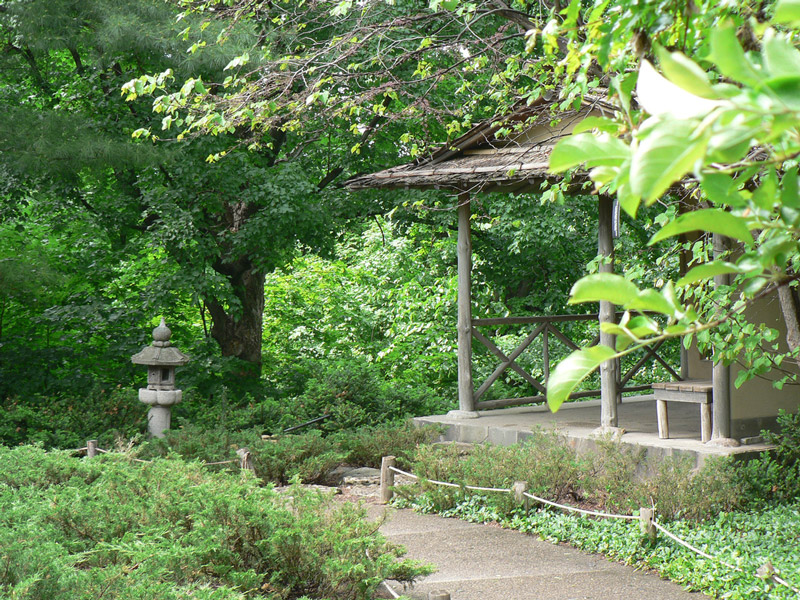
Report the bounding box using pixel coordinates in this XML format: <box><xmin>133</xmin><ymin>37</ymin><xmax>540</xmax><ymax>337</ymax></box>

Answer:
<box><xmin>139</xmin><ymin>389</ymin><xmax>183</xmax><ymax>438</ymax></box>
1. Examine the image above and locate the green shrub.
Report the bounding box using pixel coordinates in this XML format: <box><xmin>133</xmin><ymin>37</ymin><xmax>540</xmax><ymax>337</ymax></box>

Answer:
<box><xmin>0</xmin><ymin>387</ymin><xmax>143</xmax><ymax>449</ymax></box>
<box><xmin>739</xmin><ymin>409</ymin><xmax>800</xmax><ymax>505</ymax></box>
<box><xmin>0</xmin><ymin>445</ymin><xmax>431</xmax><ymax>600</ymax></box>
<box><xmin>139</xmin><ymin>421</ymin><xmax>441</xmax><ymax>485</ymax></box>
<box><xmin>578</xmin><ymin>436</ymin><xmax>644</xmax><ymax>512</ymax></box>
<box><xmin>405</xmin><ymin>431</ymin><xmax>745</xmax><ymax>521</ymax></box>
<box><xmin>288</xmin><ymin>358</ymin><xmax>442</xmax><ymax>432</ymax></box>
<box><xmin>335</xmin><ymin>421</ymin><xmax>442</xmax><ymax>469</ymax></box>
<box><xmin>407</xmin><ymin>429</ymin><xmax>591</xmax><ymax>513</ymax></box>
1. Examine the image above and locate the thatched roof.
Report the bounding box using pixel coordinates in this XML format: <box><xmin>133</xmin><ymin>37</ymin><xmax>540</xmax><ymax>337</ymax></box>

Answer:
<box><xmin>346</xmin><ymin>93</ymin><xmax>617</xmax><ymax>194</ymax></box>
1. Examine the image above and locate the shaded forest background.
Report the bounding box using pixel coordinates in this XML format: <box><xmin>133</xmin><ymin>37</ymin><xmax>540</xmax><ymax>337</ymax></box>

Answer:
<box><xmin>0</xmin><ymin>0</ymin><xmax>680</xmax><ymax>447</ymax></box>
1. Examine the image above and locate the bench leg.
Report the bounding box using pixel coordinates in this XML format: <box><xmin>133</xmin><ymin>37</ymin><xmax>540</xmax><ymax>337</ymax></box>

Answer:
<box><xmin>700</xmin><ymin>403</ymin><xmax>712</xmax><ymax>443</ymax></box>
<box><xmin>656</xmin><ymin>399</ymin><xmax>669</xmax><ymax>439</ymax></box>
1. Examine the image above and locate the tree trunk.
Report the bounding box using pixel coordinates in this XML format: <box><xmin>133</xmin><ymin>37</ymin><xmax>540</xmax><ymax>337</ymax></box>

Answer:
<box><xmin>777</xmin><ymin>282</ymin><xmax>800</xmax><ymax>357</ymax></box>
<box><xmin>204</xmin><ymin>262</ymin><xmax>265</xmax><ymax>378</ymax></box>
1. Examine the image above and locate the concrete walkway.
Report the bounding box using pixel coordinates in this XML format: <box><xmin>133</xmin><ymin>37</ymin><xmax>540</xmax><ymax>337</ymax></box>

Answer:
<box><xmin>369</xmin><ymin>505</ymin><xmax>708</xmax><ymax>600</ymax></box>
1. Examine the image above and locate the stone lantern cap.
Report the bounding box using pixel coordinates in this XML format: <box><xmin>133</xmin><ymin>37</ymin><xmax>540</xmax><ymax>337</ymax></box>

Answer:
<box><xmin>131</xmin><ymin>318</ymin><xmax>190</xmax><ymax>367</ymax></box>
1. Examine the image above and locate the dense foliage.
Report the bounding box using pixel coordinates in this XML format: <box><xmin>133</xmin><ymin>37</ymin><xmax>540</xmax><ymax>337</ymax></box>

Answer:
<box><xmin>0</xmin><ymin>445</ymin><xmax>430</xmax><ymax>600</ymax></box>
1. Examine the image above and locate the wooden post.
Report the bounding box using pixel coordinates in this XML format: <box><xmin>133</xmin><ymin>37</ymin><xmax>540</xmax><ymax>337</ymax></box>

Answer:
<box><xmin>656</xmin><ymin>400</ymin><xmax>669</xmax><ymax>439</ymax></box>
<box><xmin>428</xmin><ymin>592</ymin><xmax>451</xmax><ymax>600</ymax></box>
<box><xmin>452</xmin><ymin>192</ymin><xmax>477</xmax><ymax>417</ymax></box>
<box><xmin>542</xmin><ymin>326</ymin><xmax>550</xmax><ymax>384</ymax></box>
<box><xmin>680</xmin><ymin>345</ymin><xmax>689</xmax><ymax>380</ymax></box>
<box><xmin>237</xmin><ymin>448</ymin><xmax>255</xmax><ymax>472</ymax></box>
<box><xmin>87</xmin><ymin>440</ymin><xmax>98</xmax><ymax>458</ymax></box>
<box><xmin>380</xmin><ymin>456</ymin><xmax>397</xmax><ymax>504</ymax></box>
<box><xmin>639</xmin><ymin>507</ymin><xmax>656</xmax><ymax>543</ymax></box>
<box><xmin>512</xmin><ymin>481</ymin><xmax>530</xmax><ymax>512</ymax></box>
<box><xmin>598</xmin><ymin>196</ymin><xmax>619</xmax><ymax>429</ymax></box>
<box><xmin>712</xmin><ymin>233</ymin><xmax>732</xmax><ymax>441</ymax></box>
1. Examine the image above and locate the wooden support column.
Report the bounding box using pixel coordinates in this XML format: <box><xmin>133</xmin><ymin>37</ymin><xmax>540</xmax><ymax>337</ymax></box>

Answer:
<box><xmin>679</xmin><ymin>232</ymin><xmax>690</xmax><ymax>380</ymax></box>
<box><xmin>450</xmin><ymin>192</ymin><xmax>478</xmax><ymax>418</ymax></box>
<box><xmin>711</xmin><ymin>233</ymin><xmax>733</xmax><ymax>442</ymax></box>
<box><xmin>598</xmin><ymin>196</ymin><xmax>619</xmax><ymax>429</ymax></box>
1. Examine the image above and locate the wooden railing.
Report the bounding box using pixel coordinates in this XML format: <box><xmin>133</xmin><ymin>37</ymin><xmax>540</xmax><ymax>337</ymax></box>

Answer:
<box><xmin>471</xmin><ymin>314</ymin><xmax>680</xmax><ymax>411</ymax></box>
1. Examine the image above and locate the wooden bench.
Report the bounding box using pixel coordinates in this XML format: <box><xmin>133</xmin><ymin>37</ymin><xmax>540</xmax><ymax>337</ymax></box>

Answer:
<box><xmin>651</xmin><ymin>380</ymin><xmax>713</xmax><ymax>443</ymax></box>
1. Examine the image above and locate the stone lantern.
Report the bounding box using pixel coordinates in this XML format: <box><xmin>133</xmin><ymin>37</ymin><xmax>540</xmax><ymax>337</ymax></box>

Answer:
<box><xmin>131</xmin><ymin>318</ymin><xmax>190</xmax><ymax>437</ymax></box>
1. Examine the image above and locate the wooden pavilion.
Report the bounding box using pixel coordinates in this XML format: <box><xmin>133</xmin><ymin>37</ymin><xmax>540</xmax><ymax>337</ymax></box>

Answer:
<box><xmin>346</xmin><ymin>93</ymin><xmax>776</xmax><ymax>445</ymax></box>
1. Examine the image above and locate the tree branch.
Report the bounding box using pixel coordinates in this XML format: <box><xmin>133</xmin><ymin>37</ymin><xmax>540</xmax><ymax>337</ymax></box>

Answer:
<box><xmin>68</xmin><ymin>46</ymin><xmax>84</xmax><ymax>74</ymax></box>
<box><xmin>7</xmin><ymin>43</ymin><xmax>51</xmax><ymax>95</ymax></box>
<box><xmin>318</xmin><ymin>94</ymin><xmax>393</xmax><ymax>190</ymax></box>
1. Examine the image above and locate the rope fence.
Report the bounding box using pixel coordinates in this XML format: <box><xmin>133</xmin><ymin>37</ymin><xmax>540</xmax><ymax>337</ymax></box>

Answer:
<box><xmin>380</xmin><ymin>456</ymin><xmax>800</xmax><ymax>596</ymax></box>
<box><xmin>71</xmin><ymin>440</ymin><xmax>250</xmax><ymax>470</ymax></box>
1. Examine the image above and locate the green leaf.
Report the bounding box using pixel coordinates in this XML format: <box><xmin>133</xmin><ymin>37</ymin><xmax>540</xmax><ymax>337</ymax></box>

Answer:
<box><xmin>610</xmin><ymin>72</ymin><xmax>636</xmax><ymax>114</ymax></box>
<box><xmin>761</xmin><ymin>75</ymin><xmax>800</xmax><ymax>110</ymax></box>
<box><xmin>742</xmin><ymin>277</ymin><xmax>768</xmax><ymax>294</ymax></box>
<box><xmin>753</xmin><ymin>168</ymin><xmax>779</xmax><ymax>210</ymax></box>
<box><xmin>615</xmin><ymin>174</ymin><xmax>642</xmax><ymax>218</ymax></box>
<box><xmin>649</xmin><ymin>209</ymin><xmax>754</xmax><ymax>246</ymax></box>
<box><xmin>781</xmin><ymin>167</ymin><xmax>800</xmax><ymax>208</ymax></box>
<box><xmin>699</xmin><ymin>172</ymin><xmax>747</xmax><ymax>207</ymax></box>
<box><xmin>627</xmin><ymin>315</ymin><xmax>661</xmax><ymax>336</ymax></box>
<box><xmin>571</xmin><ymin>116</ymin><xmax>622</xmax><ymax>135</ymax></box>
<box><xmin>764</xmin><ymin>32</ymin><xmax>800</xmax><ymax>78</ymax></box>
<box><xmin>562</xmin><ymin>0</ymin><xmax>581</xmax><ymax>26</ymax></box>
<box><xmin>773</xmin><ymin>0</ymin><xmax>800</xmax><ymax>25</ymax></box>
<box><xmin>656</xmin><ymin>47</ymin><xmax>716</xmax><ymax>99</ymax></box>
<box><xmin>706</xmin><ymin>110</ymin><xmax>761</xmax><ymax>165</ymax></box>
<box><xmin>636</xmin><ymin>60</ymin><xmax>721</xmax><ymax>119</ymax></box>
<box><xmin>549</xmin><ymin>133</ymin><xmax>630</xmax><ymax>173</ymax></box>
<box><xmin>625</xmin><ymin>288</ymin><xmax>677</xmax><ymax>316</ymax></box>
<box><xmin>630</xmin><ymin>120</ymin><xmax>709</xmax><ymax>203</ymax></box>
<box><xmin>547</xmin><ymin>346</ymin><xmax>617</xmax><ymax>412</ymax></box>
<box><xmin>710</xmin><ymin>26</ymin><xmax>763</xmax><ymax>87</ymax></box>
<box><xmin>568</xmin><ymin>273</ymin><xmax>640</xmax><ymax>306</ymax></box>
<box><xmin>677</xmin><ymin>261</ymin><xmax>743</xmax><ymax>286</ymax></box>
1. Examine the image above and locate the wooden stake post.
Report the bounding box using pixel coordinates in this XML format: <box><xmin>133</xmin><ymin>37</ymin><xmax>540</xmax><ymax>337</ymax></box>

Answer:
<box><xmin>380</xmin><ymin>456</ymin><xmax>397</xmax><ymax>504</ymax></box>
<box><xmin>639</xmin><ymin>507</ymin><xmax>657</xmax><ymax>543</ymax></box>
<box><xmin>512</xmin><ymin>481</ymin><xmax>530</xmax><ymax>512</ymax></box>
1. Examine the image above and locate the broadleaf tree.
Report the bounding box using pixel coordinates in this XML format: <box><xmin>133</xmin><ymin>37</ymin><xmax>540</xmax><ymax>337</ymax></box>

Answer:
<box><xmin>0</xmin><ymin>0</ymin><xmax>380</xmax><ymax>378</ymax></box>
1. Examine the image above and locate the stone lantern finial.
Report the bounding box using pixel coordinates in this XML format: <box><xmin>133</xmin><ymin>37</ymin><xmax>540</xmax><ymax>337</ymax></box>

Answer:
<box><xmin>152</xmin><ymin>317</ymin><xmax>172</xmax><ymax>344</ymax></box>
<box><xmin>132</xmin><ymin>318</ymin><xmax>190</xmax><ymax>438</ymax></box>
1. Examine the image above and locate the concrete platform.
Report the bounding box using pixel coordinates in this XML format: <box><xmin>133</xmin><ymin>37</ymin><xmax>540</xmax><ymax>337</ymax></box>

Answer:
<box><xmin>414</xmin><ymin>396</ymin><xmax>771</xmax><ymax>466</ymax></box>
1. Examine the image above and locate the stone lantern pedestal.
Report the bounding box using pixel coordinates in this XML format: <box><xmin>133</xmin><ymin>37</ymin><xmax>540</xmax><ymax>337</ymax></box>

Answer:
<box><xmin>131</xmin><ymin>318</ymin><xmax>190</xmax><ymax>438</ymax></box>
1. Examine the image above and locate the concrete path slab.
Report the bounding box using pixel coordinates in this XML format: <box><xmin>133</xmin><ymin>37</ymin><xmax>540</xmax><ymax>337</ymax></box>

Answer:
<box><xmin>369</xmin><ymin>505</ymin><xmax>709</xmax><ymax>600</ymax></box>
